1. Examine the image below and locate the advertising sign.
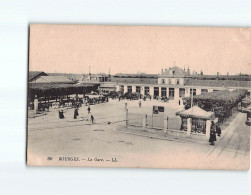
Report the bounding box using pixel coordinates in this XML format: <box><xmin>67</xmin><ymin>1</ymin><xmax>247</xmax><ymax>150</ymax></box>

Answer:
<box><xmin>153</xmin><ymin>106</ymin><xmax>164</xmax><ymax>114</ymax></box>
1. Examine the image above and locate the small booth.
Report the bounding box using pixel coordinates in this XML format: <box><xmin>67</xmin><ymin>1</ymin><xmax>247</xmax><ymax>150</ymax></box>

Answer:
<box><xmin>176</xmin><ymin>106</ymin><xmax>215</xmax><ymax>137</ymax></box>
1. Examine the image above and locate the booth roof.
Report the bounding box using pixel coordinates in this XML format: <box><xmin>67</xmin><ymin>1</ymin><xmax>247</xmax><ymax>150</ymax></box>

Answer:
<box><xmin>176</xmin><ymin>106</ymin><xmax>215</xmax><ymax>120</ymax></box>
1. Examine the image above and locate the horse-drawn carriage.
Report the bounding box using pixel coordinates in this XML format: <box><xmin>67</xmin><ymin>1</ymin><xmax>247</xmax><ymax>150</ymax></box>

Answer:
<box><xmin>85</xmin><ymin>94</ymin><xmax>107</xmax><ymax>105</ymax></box>
<box><xmin>122</xmin><ymin>92</ymin><xmax>140</xmax><ymax>100</ymax></box>
<box><xmin>161</xmin><ymin>96</ymin><xmax>169</xmax><ymax>102</ymax></box>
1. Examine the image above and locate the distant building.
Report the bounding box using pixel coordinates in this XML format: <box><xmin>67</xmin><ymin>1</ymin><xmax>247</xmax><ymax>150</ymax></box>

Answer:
<box><xmin>80</xmin><ymin>73</ymin><xmax>111</xmax><ymax>83</ymax></box>
<box><xmin>111</xmin><ymin>66</ymin><xmax>251</xmax><ymax>99</ymax></box>
<box><xmin>29</xmin><ymin>71</ymin><xmax>48</xmax><ymax>83</ymax></box>
<box><xmin>30</xmin><ymin>75</ymin><xmax>74</xmax><ymax>84</ymax></box>
<box><xmin>98</xmin><ymin>83</ymin><xmax>117</xmax><ymax>92</ymax></box>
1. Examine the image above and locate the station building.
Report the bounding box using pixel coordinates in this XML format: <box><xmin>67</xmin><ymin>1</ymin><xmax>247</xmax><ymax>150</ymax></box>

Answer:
<box><xmin>111</xmin><ymin>66</ymin><xmax>251</xmax><ymax>100</ymax></box>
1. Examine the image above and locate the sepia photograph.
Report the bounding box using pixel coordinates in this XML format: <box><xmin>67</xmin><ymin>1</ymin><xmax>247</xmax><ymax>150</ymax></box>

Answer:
<box><xmin>27</xmin><ymin>24</ymin><xmax>251</xmax><ymax>170</ymax></box>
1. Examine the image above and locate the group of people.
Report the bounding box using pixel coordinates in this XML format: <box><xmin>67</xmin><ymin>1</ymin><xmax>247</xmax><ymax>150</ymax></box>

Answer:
<box><xmin>58</xmin><ymin>105</ymin><xmax>94</xmax><ymax>124</ymax></box>
<box><xmin>209</xmin><ymin>121</ymin><xmax>222</xmax><ymax>146</ymax></box>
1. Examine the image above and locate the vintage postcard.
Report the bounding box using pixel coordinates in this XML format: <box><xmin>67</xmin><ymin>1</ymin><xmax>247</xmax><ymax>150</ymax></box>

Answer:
<box><xmin>27</xmin><ymin>24</ymin><xmax>251</xmax><ymax>170</ymax></box>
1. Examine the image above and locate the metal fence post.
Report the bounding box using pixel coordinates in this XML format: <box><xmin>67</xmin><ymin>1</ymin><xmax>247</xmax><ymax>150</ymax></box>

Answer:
<box><xmin>163</xmin><ymin>116</ymin><xmax>167</xmax><ymax>135</ymax></box>
<box><xmin>142</xmin><ymin>113</ymin><xmax>147</xmax><ymax>130</ymax></box>
<box><xmin>126</xmin><ymin>108</ymin><xmax>128</xmax><ymax>125</ymax></box>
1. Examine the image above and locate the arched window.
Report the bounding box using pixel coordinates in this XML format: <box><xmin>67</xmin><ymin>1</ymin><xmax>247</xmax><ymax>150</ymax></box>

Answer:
<box><xmin>161</xmin><ymin>79</ymin><xmax>165</xmax><ymax>84</ymax></box>
<box><xmin>177</xmin><ymin>79</ymin><xmax>180</xmax><ymax>85</ymax></box>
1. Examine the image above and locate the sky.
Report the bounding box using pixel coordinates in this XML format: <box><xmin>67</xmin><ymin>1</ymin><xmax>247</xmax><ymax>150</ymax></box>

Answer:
<box><xmin>29</xmin><ymin>24</ymin><xmax>251</xmax><ymax>75</ymax></box>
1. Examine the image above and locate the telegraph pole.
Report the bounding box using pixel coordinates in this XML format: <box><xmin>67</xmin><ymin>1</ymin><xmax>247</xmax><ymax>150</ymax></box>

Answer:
<box><xmin>191</xmin><ymin>81</ymin><xmax>193</xmax><ymax>108</ymax></box>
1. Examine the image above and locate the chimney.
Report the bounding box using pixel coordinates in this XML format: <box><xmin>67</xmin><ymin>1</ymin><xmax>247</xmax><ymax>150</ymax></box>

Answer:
<box><xmin>187</xmin><ymin>66</ymin><xmax>190</xmax><ymax>75</ymax></box>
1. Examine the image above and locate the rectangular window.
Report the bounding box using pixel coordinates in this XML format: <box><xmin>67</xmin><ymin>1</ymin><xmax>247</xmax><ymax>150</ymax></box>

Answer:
<box><xmin>127</xmin><ymin>86</ymin><xmax>132</xmax><ymax>93</ymax></box>
<box><xmin>136</xmin><ymin>86</ymin><xmax>141</xmax><ymax>93</ymax></box>
<box><xmin>119</xmin><ymin>85</ymin><xmax>124</xmax><ymax>93</ymax></box>
<box><xmin>179</xmin><ymin>88</ymin><xmax>185</xmax><ymax>97</ymax></box>
<box><xmin>201</xmin><ymin>89</ymin><xmax>208</xmax><ymax>94</ymax></box>
<box><xmin>190</xmin><ymin>89</ymin><xmax>196</xmax><ymax>96</ymax></box>
<box><xmin>154</xmin><ymin>87</ymin><xmax>159</xmax><ymax>97</ymax></box>
<box><xmin>161</xmin><ymin>87</ymin><xmax>167</xmax><ymax>97</ymax></box>
<box><xmin>144</xmin><ymin>87</ymin><xmax>149</xmax><ymax>95</ymax></box>
<box><xmin>169</xmin><ymin>88</ymin><xmax>174</xmax><ymax>99</ymax></box>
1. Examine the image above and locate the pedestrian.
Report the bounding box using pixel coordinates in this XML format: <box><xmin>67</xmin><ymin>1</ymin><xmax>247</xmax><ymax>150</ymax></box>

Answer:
<box><xmin>139</xmin><ymin>101</ymin><xmax>142</xmax><ymax>108</ymax></box>
<box><xmin>74</xmin><ymin>108</ymin><xmax>79</xmax><ymax>119</ymax></box>
<box><xmin>166</xmin><ymin>116</ymin><xmax>169</xmax><ymax>129</ymax></box>
<box><xmin>91</xmin><ymin>115</ymin><xmax>94</xmax><ymax>124</ymax></box>
<box><xmin>125</xmin><ymin>102</ymin><xmax>127</xmax><ymax>109</ymax></box>
<box><xmin>59</xmin><ymin>110</ymin><xmax>64</xmax><ymax>119</ymax></box>
<box><xmin>150</xmin><ymin>95</ymin><xmax>151</xmax><ymax>101</ymax></box>
<box><xmin>216</xmin><ymin>125</ymin><xmax>221</xmax><ymax>137</ymax></box>
<box><xmin>87</xmin><ymin>105</ymin><xmax>91</xmax><ymax>114</ymax></box>
<box><xmin>179</xmin><ymin>99</ymin><xmax>180</xmax><ymax>105</ymax></box>
<box><xmin>209</xmin><ymin>121</ymin><xmax>217</xmax><ymax>145</ymax></box>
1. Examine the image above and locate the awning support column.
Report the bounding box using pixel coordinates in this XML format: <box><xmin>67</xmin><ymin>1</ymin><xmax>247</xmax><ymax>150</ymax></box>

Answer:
<box><xmin>206</xmin><ymin>120</ymin><xmax>211</xmax><ymax>138</ymax></box>
<box><xmin>187</xmin><ymin>118</ymin><xmax>192</xmax><ymax>136</ymax></box>
<box><xmin>34</xmin><ymin>95</ymin><xmax>38</xmax><ymax>114</ymax></box>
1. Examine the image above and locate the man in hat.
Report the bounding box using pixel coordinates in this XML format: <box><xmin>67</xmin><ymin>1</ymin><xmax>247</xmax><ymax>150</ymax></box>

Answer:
<box><xmin>209</xmin><ymin>121</ymin><xmax>217</xmax><ymax>145</ymax></box>
<box><xmin>59</xmin><ymin>110</ymin><xmax>64</xmax><ymax>119</ymax></box>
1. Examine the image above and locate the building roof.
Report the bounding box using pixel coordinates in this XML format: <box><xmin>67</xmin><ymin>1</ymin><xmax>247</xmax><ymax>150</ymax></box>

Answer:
<box><xmin>186</xmin><ymin>74</ymin><xmax>251</xmax><ymax>81</ymax></box>
<box><xmin>29</xmin><ymin>71</ymin><xmax>48</xmax><ymax>82</ymax></box>
<box><xmin>185</xmin><ymin>79</ymin><xmax>251</xmax><ymax>88</ymax></box>
<box><xmin>82</xmin><ymin>73</ymin><xmax>110</xmax><ymax>77</ymax></box>
<box><xmin>111</xmin><ymin>77</ymin><xmax>158</xmax><ymax>84</ymax></box>
<box><xmin>113</xmin><ymin>73</ymin><xmax>157</xmax><ymax>78</ymax></box>
<box><xmin>99</xmin><ymin>83</ymin><xmax>117</xmax><ymax>88</ymax></box>
<box><xmin>160</xmin><ymin>66</ymin><xmax>186</xmax><ymax>78</ymax></box>
<box><xmin>176</xmin><ymin>106</ymin><xmax>215</xmax><ymax>120</ymax></box>
<box><xmin>34</xmin><ymin>76</ymin><xmax>74</xmax><ymax>84</ymax></box>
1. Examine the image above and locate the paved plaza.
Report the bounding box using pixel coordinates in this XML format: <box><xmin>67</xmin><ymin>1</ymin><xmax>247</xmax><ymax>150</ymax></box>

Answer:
<box><xmin>27</xmin><ymin>99</ymin><xmax>250</xmax><ymax>169</ymax></box>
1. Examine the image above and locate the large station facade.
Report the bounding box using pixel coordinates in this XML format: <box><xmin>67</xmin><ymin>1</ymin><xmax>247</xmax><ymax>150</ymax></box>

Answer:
<box><xmin>105</xmin><ymin>66</ymin><xmax>251</xmax><ymax>100</ymax></box>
